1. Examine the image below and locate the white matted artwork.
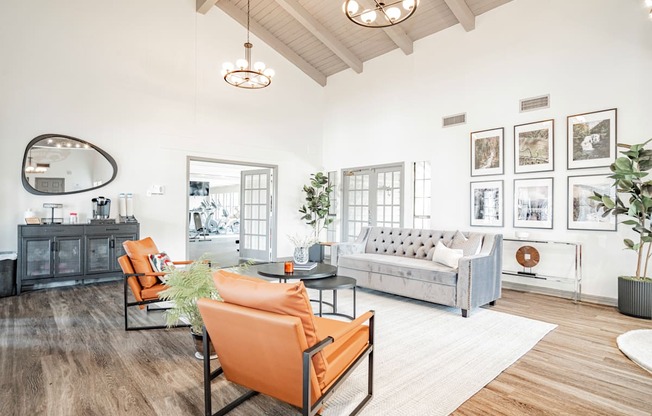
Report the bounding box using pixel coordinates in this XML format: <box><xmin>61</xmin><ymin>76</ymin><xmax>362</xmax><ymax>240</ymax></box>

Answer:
<box><xmin>514</xmin><ymin>178</ymin><xmax>553</xmax><ymax>229</ymax></box>
<box><xmin>567</xmin><ymin>174</ymin><xmax>617</xmax><ymax>231</ymax></box>
<box><xmin>470</xmin><ymin>127</ymin><xmax>504</xmax><ymax>176</ymax></box>
<box><xmin>514</xmin><ymin>119</ymin><xmax>554</xmax><ymax>173</ymax></box>
<box><xmin>567</xmin><ymin>108</ymin><xmax>617</xmax><ymax>169</ymax></box>
<box><xmin>470</xmin><ymin>180</ymin><xmax>503</xmax><ymax>227</ymax></box>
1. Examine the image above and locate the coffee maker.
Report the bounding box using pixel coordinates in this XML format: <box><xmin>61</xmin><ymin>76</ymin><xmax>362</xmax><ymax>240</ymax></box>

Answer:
<box><xmin>90</xmin><ymin>197</ymin><xmax>115</xmax><ymax>224</ymax></box>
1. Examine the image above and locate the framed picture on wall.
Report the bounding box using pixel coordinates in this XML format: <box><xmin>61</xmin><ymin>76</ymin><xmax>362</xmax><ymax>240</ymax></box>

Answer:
<box><xmin>470</xmin><ymin>127</ymin><xmax>504</xmax><ymax>176</ymax></box>
<box><xmin>567</xmin><ymin>174</ymin><xmax>617</xmax><ymax>231</ymax></box>
<box><xmin>513</xmin><ymin>177</ymin><xmax>553</xmax><ymax>229</ymax></box>
<box><xmin>470</xmin><ymin>180</ymin><xmax>503</xmax><ymax>227</ymax></box>
<box><xmin>514</xmin><ymin>119</ymin><xmax>554</xmax><ymax>173</ymax></box>
<box><xmin>567</xmin><ymin>108</ymin><xmax>617</xmax><ymax>169</ymax></box>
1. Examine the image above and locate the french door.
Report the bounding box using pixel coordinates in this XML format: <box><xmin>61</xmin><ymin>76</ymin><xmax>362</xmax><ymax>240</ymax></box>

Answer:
<box><xmin>342</xmin><ymin>164</ymin><xmax>403</xmax><ymax>242</ymax></box>
<box><xmin>239</xmin><ymin>168</ymin><xmax>273</xmax><ymax>261</ymax></box>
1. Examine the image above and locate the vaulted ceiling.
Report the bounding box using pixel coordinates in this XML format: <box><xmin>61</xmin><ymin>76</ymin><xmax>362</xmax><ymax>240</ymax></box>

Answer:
<box><xmin>197</xmin><ymin>0</ymin><xmax>513</xmax><ymax>86</ymax></box>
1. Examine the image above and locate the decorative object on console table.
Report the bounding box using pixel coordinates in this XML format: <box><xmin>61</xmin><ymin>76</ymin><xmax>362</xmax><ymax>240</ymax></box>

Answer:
<box><xmin>470</xmin><ymin>127</ymin><xmax>504</xmax><ymax>177</ymax></box>
<box><xmin>299</xmin><ymin>171</ymin><xmax>334</xmax><ymax>263</ymax></box>
<box><xmin>514</xmin><ymin>119</ymin><xmax>554</xmax><ymax>174</ymax></box>
<box><xmin>470</xmin><ymin>180</ymin><xmax>503</xmax><ymax>227</ymax></box>
<box><xmin>513</xmin><ymin>177</ymin><xmax>553</xmax><ymax>229</ymax></box>
<box><xmin>502</xmin><ymin>238</ymin><xmax>582</xmax><ymax>302</ymax></box>
<box><xmin>42</xmin><ymin>203</ymin><xmax>63</xmax><ymax>224</ymax></box>
<box><xmin>567</xmin><ymin>175</ymin><xmax>617</xmax><ymax>231</ymax></box>
<box><xmin>591</xmin><ymin>139</ymin><xmax>652</xmax><ymax>319</ymax></box>
<box><xmin>567</xmin><ymin>108</ymin><xmax>617</xmax><ymax>170</ymax></box>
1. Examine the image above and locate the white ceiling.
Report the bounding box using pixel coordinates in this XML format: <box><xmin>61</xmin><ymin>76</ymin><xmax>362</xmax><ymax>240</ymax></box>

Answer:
<box><xmin>198</xmin><ymin>0</ymin><xmax>513</xmax><ymax>86</ymax></box>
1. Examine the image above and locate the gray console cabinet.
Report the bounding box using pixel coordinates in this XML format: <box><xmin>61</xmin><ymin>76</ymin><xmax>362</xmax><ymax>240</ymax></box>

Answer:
<box><xmin>17</xmin><ymin>223</ymin><xmax>139</xmax><ymax>294</ymax></box>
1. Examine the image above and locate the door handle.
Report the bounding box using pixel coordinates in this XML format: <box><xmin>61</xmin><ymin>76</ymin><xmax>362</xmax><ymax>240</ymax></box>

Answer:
<box><xmin>110</xmin><ymin>239</ymin><xmax>115</xmax><ymax>249</ymax></box>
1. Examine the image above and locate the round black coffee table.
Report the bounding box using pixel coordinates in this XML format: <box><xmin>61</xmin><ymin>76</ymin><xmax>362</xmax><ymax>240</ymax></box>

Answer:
<box><xmin>257</xmin><ymin>263</ymin><xmax>337</xmax><ymax>282</ymax></box>
<box><xmin>303</xmin><ymin>275</ymin><xmax>357</xmax><ymax>320</ymax></box>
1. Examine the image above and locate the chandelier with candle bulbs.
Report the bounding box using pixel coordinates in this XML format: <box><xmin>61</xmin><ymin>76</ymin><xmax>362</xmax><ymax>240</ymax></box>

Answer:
<box><xmin>343</xmin><ymin>0</ymin><xmax>418</xmax><ymax>28</ymax></box>
<box><xmin>221</xmin><ymin>0</ymin><xmax>275</xmax><ymax>89</ymax></box>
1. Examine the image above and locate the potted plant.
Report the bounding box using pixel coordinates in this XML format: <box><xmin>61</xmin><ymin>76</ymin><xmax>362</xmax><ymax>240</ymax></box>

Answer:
<box><xmin>592</xmin><ymin>139</ymin><xmax>652</xmax><ymax>319</ymax></box>
<box><xmin>298</xmin><ymin>172</ymin><xmax>334</xmax><ymax>262</ymax></box>
<box><xmin>158</xmin><ymin>259</ymin><xmax>222</xmax><ymax>359</ymax></box>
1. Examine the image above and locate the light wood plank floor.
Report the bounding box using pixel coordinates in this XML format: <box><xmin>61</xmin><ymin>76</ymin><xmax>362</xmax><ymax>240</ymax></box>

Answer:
<box><xmin>1</xmin><ymin>282</ymin><xmax>651</xmax><ymax>415</ymax></box>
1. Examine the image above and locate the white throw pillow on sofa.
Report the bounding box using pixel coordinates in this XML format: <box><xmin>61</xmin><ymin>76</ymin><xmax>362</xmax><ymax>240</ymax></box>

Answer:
<box><xmin>432</xmin><ymin>241</ymin><xmax>464</xmax><ymax>269</ymax></box>
<box><xmin>449</xmin><ymin>231</ymin><xmax>483</xmax><ymax>256</ymax></box>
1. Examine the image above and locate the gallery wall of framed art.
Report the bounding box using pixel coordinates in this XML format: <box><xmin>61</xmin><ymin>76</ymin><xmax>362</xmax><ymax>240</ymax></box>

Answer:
<box><xmin>468</xmin><ymin>107</ymin><xmax>618</xmax><ymax>232</ymax></box>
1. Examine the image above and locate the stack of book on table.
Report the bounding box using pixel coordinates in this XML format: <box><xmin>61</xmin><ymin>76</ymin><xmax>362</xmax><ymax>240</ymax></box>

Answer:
<box><xmin>293</xmin><ymin>262</ymin><xmax>317</xmax><ymax>271</ymax></box>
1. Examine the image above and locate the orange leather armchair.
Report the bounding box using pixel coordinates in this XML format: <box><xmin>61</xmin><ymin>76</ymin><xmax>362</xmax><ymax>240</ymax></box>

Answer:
<box><xmin>198</xmin><ymin>270</ymin><xmax>375</xmax><ymax>416</ymax></box>
<box><xmin>119</xmin><ymin>237</ymin><xmax>192</xmax><ymax>331</ymax></box>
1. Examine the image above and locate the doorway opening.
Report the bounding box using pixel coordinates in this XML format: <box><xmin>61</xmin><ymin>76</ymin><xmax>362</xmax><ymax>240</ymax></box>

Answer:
<box><xmin>187</xmin><ymin>158</ymin><xmax>277</xmax><ymax>267</ymax></box>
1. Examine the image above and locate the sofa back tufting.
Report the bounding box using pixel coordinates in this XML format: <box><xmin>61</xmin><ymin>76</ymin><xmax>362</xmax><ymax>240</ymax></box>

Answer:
<box><xmin>363</xmin><ymin>227</ymin><xmax>484</xmax><ymax>260</ymax></box>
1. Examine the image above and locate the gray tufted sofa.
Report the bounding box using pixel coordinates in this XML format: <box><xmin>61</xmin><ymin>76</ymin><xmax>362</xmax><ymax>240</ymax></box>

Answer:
<box><xmin>331</xmin><ymin>227</ymin><xmax>503</xmax><ymax>317</ymax></box>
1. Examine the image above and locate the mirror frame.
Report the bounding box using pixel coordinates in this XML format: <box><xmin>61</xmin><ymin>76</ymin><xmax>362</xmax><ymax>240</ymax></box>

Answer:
<box><xmin>21</xmin><ymin>134</ymin><xmax>118</xmax><ymax>196</ymax></box>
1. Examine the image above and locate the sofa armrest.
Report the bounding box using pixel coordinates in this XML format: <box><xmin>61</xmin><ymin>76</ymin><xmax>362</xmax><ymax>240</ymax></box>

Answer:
<box><xmin>456</xmin><ymin>234</ymin><xmax>503</xmax><ymax>314</ymax></box>
<box><xmin>330</xmin><ymin>242</ymin><xmax>365</xmax><ymax>266</ymax></box>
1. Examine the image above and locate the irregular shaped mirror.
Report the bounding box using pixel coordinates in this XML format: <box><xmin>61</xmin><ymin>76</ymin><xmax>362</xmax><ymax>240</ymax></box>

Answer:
<box><xmin>22</xmin><ymin>134</ymin><xmax>118</xmax><ymax>195</ymax></box>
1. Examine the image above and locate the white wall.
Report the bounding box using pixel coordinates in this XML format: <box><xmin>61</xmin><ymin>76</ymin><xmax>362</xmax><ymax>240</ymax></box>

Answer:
<box><xmin>323</xmin><ymin>0</ymin><xmax>652</xmax><ymax>300</ymax></box>
<box><xmin>0</xmin><ymin>0</ymin><xmax>325</xmax><ymax>259</ymax></box>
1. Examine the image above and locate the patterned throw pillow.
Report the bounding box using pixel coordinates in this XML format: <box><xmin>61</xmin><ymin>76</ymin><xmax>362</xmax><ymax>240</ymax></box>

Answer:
<box><xmin>449</xmin><ymin>231</ymin><xmax>483</xmax><ymax>256</ymax></box>
<box><xmin>148</xmin><ymin>252</ymin><xmax>175</xmax><ymax>275</ymax></box>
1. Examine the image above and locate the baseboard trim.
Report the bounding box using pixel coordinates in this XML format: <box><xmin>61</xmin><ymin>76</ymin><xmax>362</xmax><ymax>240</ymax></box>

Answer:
<box><xmin>502</xmin><ymin>282</ymin><xmax>617</xmax><ymax>307</ymax></box>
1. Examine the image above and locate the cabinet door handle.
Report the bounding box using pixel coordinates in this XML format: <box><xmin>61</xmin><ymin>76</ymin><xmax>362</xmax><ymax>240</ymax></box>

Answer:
<box><xmin>51</xmin><ymin>241</ymin><xmax>55</xmax><ymax>252</ymax></box>
<box><xmin>110</xmin><ymin>239</ymin><xmax>115</xmax><ymax>249</ymax></box>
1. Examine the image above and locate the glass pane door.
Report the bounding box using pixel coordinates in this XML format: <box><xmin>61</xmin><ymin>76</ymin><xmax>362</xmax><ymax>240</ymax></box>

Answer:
<box><xmin>343</xmin><ymin>171</ymin><xmax>371</xmax><ymax>242</ymax></box>
<box><xmin>25</xmin><ymin>239</ymin><xmax>52</xmax><ymax>279</ymax></box>
<box><xmin>240</xmin><ymin>168</ymin><xmax>272</xmax><ymax>261</ymax></box>
<box><xmin>55</xmin><ymin>237</ymin><xmax>82</xmax><ymax>276</ymax></box>
<box><xmin>86</xmin><ymin>236</ymin><xmax>111</xmax><ymax>273</ymax></box>
<box><xmin>342</xmin><ymin>165</ymin><xmax>403</xmax><ymax>242</ymax></box>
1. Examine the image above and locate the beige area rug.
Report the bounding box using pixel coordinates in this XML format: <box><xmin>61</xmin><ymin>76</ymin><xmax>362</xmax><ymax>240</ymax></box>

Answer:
<box><xmin>310</xmin><ymin>288</ymin><xmax>557</xmax><ymax>416</ymax></box>
<box><xmin>617</xmin><ymin>329</ymin><xmax>652</xmax><ymax>374</ymax></box>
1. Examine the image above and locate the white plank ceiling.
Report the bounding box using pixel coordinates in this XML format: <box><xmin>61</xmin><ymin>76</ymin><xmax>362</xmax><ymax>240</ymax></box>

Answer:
<box><xmin>198</xmin><ymin>0</ymin><xmax>513</xmax><ymax>86</ymax></box>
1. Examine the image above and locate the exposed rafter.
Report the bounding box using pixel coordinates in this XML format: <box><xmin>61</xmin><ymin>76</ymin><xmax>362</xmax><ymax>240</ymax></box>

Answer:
<box><xmin>273</xmin><ymin>0</ymin><xmax>363</xmax><ymax>74</ymax></box>
<box><xmin>216</xmin><ymin>1</ymin><xmax>327</xmax><ymax>86</ymax></box>
<box><xmin>383</xmin><ymin>26</ymin><xmax>413</xmax><ymax>55</ymax></box>
<box><xmin>443</xmin><ymin>0</ymin><xmax>476</xmax><ymax>32</ymax></box>
<box><xmin>196</xmin><ymin>0</ymin><xmax>219</xmax><ymax>15</ymax></box>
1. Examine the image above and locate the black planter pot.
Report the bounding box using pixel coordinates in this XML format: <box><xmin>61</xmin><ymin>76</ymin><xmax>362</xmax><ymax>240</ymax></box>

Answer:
<box><xmin>191</xmin><ymin>330</ymin><xmax>217</xmax><ymax>360</ymax></box>
<box><xmin>618</xmin><ymin>276</ymin><xmax>652</xmax><ymax>319</ymax></box>
<box><xmin>309</xmin><ymin>243</ymin><xmax>324</xmax><ymax>263</ymax></box>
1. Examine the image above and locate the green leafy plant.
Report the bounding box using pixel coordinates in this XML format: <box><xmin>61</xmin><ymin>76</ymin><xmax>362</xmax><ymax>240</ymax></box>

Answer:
<box><xmin>158</xmin><ymin>259</ymin><xmax>222</xmax><ymax>334</ymax></box>
<box><xmin>591</xmin><ymin>139</ymin><xmax>652</xmax><ymax>280</ymax></box>
<box><xmin>299</xmin><ymin>172</ymin><xmax>334</xmax><ymax>240</ymax></box>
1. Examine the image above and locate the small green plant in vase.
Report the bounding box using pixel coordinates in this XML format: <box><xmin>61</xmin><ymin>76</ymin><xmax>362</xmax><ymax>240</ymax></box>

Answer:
<box><xmin>591</xmin><ymin>139</ymin><xmax>652</xmax><ymax>318</ymax></box>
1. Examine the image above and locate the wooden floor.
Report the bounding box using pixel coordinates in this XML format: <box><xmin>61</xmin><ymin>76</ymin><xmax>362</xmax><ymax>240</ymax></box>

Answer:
<box><xmin>1</xmin><ymin>283</ymin><xmax>651</xmax><ymax>416</ymax></box>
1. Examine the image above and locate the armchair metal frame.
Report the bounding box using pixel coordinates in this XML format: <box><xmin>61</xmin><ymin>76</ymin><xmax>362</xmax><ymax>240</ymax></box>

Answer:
<box><xmin>202</xmin><ymin>312</ymin><xmax>375</xmax><ymax>416</ymax></box>
<box><xmin>122</xmin><ymin>271</ymin><xmax>190</xmax><ymax>331</ymax></box>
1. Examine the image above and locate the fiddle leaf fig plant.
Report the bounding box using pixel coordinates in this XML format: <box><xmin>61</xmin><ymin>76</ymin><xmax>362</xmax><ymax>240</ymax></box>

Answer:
<box><xmin>590</xmin><ymin>139</ymin><xmax>652</xmax><ymax>280</ymax></box>
<box><xmin>299</xmin><ymin>172</ymin><xmax>334</xmax><ymax>240</ymax></box>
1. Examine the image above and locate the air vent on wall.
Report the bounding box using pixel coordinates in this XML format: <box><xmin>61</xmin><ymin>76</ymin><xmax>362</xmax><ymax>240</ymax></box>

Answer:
<box><xmin>442</xmin><ymin>113</ymin><xmax>466</xmax><ymax>127</ymax></box>
<box><xmin>520</xmin><ymin>94</ymin><xmax>550</xmax><ymax>112</ymax></box>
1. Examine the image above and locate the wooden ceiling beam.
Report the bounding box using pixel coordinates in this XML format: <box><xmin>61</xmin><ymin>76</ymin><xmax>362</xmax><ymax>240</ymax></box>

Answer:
<box><xmin>196</xmin><ymin>0</ymin><xmax>219</xmax><ymax>15</ymax></box>
<box><xmin>443</xmin><ymin>0</ymin><xmax>475</xmax><ymax>32</ymax></box>
<box><xmin>383</xmin><ymin>26</ymin><xmax>413</xmax><ymax>55</ymax></box>
<box><xmin>273</xmin><ymin>0</ymin><xmax>363</xmax><ymax>74</ymax></box>
<box><xmin>216</xmin><ymin>1</ymin><xmax>327</xmax><ymax>86</ymax></box>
